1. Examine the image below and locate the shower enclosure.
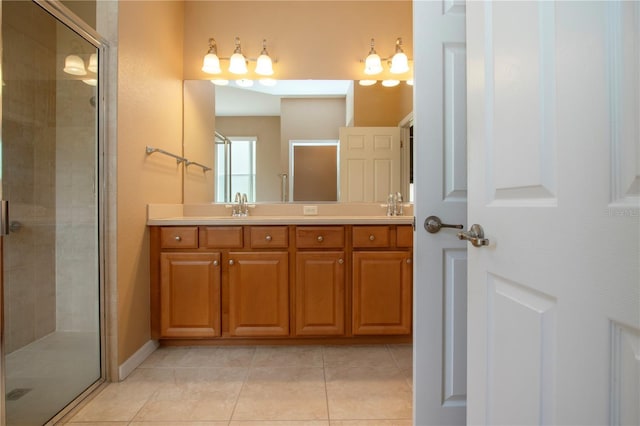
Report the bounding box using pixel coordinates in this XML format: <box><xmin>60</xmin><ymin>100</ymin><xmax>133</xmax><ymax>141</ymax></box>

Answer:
<box><xmin>1</xmin><ymin>0</ymin><xmax>104</xmax><ymax>423</ymax></box>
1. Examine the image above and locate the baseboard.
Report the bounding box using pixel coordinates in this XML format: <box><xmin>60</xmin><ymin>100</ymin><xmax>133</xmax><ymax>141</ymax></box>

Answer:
<box><xmin>118</xmin><ymin>339</ymin><xmax>159</xmax><ymax>380</ymax></box>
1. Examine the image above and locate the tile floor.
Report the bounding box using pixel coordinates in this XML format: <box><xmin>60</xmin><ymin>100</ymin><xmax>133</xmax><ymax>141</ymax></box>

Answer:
<box><xmin>64</xmin><ymin>344</ymin><xmax>413</xmax><ymax>425</ymax></box>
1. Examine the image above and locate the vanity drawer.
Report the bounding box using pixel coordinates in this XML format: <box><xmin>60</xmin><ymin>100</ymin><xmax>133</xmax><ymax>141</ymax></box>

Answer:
<box><xmin>352</xmin><ymin>226</ymin><xmax>391</xmax><ymax>248</ymax></box>
<box><xmin>250</xmin><ymin>226</ymin><xmax>289</xmax><ymax>248</ymax></box>
<box><xmin>296</xmin><ymin>226</ymin><xmax>345</xmax><ymax>248</ymax></box>
<box><xmin>396</xmin><ymin>225</ymin><xmax>413</xmax><ymax>248</ymax></box>
<box><xmin>200</xmin><ymin>226</ymin><xmax>244</xmax><ymax>248</ymax></box>
<box><xmin>160</xmin><ymin>227</ymin><xmax>199</xmax><ymax>249</ymax></box>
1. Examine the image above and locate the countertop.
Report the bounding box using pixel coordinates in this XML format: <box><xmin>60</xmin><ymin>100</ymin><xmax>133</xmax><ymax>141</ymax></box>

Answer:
<box><xmin>147</xmin><ymin>203</ymin><xmax>415</xmax><ymax>226</ymax></box>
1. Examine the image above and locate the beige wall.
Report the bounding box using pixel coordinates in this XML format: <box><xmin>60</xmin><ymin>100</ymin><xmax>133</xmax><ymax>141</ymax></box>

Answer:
<box><xmin>216</xmin><ymin>116</ymin><xmax>282</xmax><ymax>202</ymax></box>
<box><xmin>354</xmin><ymin>83</ymin><xmax>413</xmax><ymax>126</ymax></box>
<box><xmin>117</xmin><ymin>0</ymin><xmax>184</xmax><ymax>365</ymax></box>
<box><xmin>281</xmin><ymin>98</ymin><xmax>346</xmax><ymax>174</ymax></box>
<box><xmin>183</xmin><ymin>1</ymin><xmax>413</xmax><ymax>81</ymax></box>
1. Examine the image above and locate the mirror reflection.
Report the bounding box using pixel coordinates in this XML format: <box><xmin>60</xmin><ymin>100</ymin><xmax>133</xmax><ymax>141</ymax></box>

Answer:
<box><xmin>184</xmin><ymin>79</ymin><xmax>413</xmax><ymax>203</ymax></box>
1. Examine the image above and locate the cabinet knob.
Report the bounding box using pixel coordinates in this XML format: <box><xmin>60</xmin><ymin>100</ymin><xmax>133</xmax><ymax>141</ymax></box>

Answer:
<box><xmin>174</xmin><ymin>236</ymin><xmax>182</xmax><ymax>242</ymax></box>
<box><xmin>406</xmin><ymin>259</ymin><xmax>412</xmax><ymax>264</ymax></box>
<box><xmin>213</xmin><ymin>260</ymin><xmax>219</xmax><ymax>266</ymax></box>
<box><xmin>229</xmin><ymin>259</ymin><xmax>235</xmax><ymax>265</ymax></box>
<box><xmin>338</xmin><ymin>258</ymin><xmax>344</xmax><ymax>264</ymax></box>
<box><xmin>369</xmin><ymin>234</ymin><xmax>375</xmax><ymax>241</ymax></box>
<box><xmin>265</xmin><ymin>235</ymin><xmax>272</xmax><ymax>242</ymax></box>
<box><xmin>317</xmin><ymin>235</ymin><xmax>324</xmax><ymax>242</ymax></box>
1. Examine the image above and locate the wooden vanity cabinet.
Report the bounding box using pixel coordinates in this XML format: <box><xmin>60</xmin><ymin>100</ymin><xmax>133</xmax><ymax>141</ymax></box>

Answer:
<box><xmin>151</xmin><ymin>224</ymin><xmax>413</xmax><ymax>342</ymax></box>
<box><xmin>159</xmin><ymin>252</ymin><xmax>221</xmax><ymax>338</ymax></box>
<box><xmin>351</xmin><ymin>226</ymin><xmax>413</xmax><ymax>335</ymax></box>
<box><xmin>227</xmin><ymin>251</ymin><xmax>289</xmax><ymax>337</ymax></box>
<box><xmin>294</xmin><ymin>227</ymin><xmax>346</xmax><ymax>336</ymax></box>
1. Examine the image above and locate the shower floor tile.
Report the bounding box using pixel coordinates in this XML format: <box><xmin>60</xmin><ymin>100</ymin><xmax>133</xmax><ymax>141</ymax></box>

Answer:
<box><xmin>5</xmin><ymin>331</ymin><xmax>101</xmax><ymax>425</ymax></box>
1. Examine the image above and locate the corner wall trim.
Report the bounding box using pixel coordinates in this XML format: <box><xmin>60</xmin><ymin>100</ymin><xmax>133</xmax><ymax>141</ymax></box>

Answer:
<box><xmin>118</xmin><ymin>339</ymin><xmax>159</xmax><ymax>381</ymax></box>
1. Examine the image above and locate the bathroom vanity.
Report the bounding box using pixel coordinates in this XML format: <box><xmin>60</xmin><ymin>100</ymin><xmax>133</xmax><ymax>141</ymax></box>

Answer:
<box><xmin>148</xmin><ymin>204</ymin><xmax>414</xmax><ymax>344</ymax></box>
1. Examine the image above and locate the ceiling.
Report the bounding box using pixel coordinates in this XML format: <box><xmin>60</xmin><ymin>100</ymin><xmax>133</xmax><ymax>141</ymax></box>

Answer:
<box><xmin>214</xmin><ymin>80</ymin><xmax>352</xmax><ymax>116</ymax></box>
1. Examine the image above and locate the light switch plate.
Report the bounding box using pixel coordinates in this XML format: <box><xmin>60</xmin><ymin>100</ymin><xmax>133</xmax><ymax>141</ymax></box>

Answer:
<box><xmin>303</xmin><ymin>205</ymin><xmax>318</xmax><ymax>215</ymax></box>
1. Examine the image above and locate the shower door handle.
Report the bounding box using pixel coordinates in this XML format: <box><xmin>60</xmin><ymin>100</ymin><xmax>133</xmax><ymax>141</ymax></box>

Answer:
<box><xmin>0</xmin><ymin>200</ymin><xmax>9</xmax><ymax>236</ymax></box>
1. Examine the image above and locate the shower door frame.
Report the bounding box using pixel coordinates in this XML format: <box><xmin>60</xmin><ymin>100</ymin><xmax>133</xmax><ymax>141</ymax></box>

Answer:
<box><xmin>0</xmin><ymin>0</ymin><xmax>111</xmax><ymax>423</ymax></box>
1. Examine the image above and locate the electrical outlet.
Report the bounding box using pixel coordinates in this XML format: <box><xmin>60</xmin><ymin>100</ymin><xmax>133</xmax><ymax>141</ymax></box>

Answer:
<box><xmin>303</xmin><ymin>205</ymin><xmax>318</xmax><ymax>215</ymax></box>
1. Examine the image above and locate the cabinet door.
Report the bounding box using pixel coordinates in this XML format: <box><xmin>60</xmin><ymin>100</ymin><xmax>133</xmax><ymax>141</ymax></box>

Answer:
<box><xmin>160</xmin><ymin>252</ymin><xmax>221</xmax><ymax>338</ymax></box>
<box><xmin>228</xmin><ymin>251</ymin><xmax>289</xmax><ymax>336</ymax></box>
<box><xmin>352</xmin><ymin>251</ymin><xmax>412</xmax><ymax>335</ymax></box>
<box><xmin>296</xmin><ymin>251</ymin><xmax>345</xmax><ymax>336</ymax></box>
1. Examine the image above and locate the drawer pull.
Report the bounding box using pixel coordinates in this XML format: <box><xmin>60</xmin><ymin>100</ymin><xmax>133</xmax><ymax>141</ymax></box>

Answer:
<box><xmin>317</xmin><ymin>235</ymin><xmax>324</xmax><ymax>242</ymax></box>
<box><xmin>174</xmin><ymin>236</ymin><xmax>182</xmax><ymax>242</ymax></box>
<box><xmin>213</xmin><ymin>260</ymin><xmax>219</xmax><ymax>266</ymax></box>
<box><xmin>406</xmin><ymin>259</ymin><xmax>412</xmax><ymax>264</ymax></box>
<box><xmin>338</xmin><ymin>258</ymin><xmax>344</xmax><ymax>264</ymax></box>
<box><xmin>265</xmin><ymin>235</ymin><xmax>272</xmax><ymax>242</ymax></box>
<box><xmin>369</xmin><ymin>235</ymin><xmax>375</xmax><ymax>241</ymax></box>
<box><xmin>229</xmin><ymin>259</ymin><xmax>235</xmax><ymax>265</ymax></box>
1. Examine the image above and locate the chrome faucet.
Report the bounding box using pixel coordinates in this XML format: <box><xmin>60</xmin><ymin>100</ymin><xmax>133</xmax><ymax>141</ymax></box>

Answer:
<box><xmin>232</xmin><ymin>192</ymin><xmax>249</xmax><ymax>216</ymax></box>
<box><xmin>241</xmin><ymin>193</ymin><xmax>248</xmax><ymax>216</ymax></box>
<box><xmin>386</xmin><ymin>192</ymin><xmax>404</xmax><ymax>216</ymax></box>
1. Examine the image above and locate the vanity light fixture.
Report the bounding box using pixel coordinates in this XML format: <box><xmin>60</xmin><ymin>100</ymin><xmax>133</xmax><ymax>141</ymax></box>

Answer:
<box><xmin>361</xmin><ymin>37</ymin><xmax>411</xmax><ymax>76</ymax></box>
<box><xmin>203</xmin><ymin>37</ymin><xmax>275</xmax><ymax>77</ymax></box>
<box><xmin>254</xmin><ymin>40</ymin><xmax>274</xmax><ymax>76</ymax></box>
<box><xmin>359</xmin><ymin>80</ymin><xmax>377</xmax><ymax>86</ymax></box>
<box><xmin>228</xmin><ymin>37</ymin><xmax>248</xmax><ymax>74</ymax></box>
<box><xmin>381</xmin><ymin>79</ymin><xmax>400</xmax><ymax>87</ymax></box>
<box><xmin>202</xmin><ymin>38</ymin><xmax>222</xmax><ymax>74</ymax></box>
<box><xmin>210</xmin><ymin>79</ymin><xmax>229</xmax><ymax>86</ymax></box>
<box><xmin>389</xmin><ymin>38</ymin><xmax>410</xmax><ymax>74</ymax></box>
<box><xmin>364</xmin><ymin>39</ymin><xmax>383</xmax><ymax>75</ymax></box>
<box><xmin>63</xmin><ymin>54</ymin><xmax>87</xmax><ymax>76</ymax></box>
<box><xmin>63</xmin><ymin>53</ymin><xmax>98</xmax><ymax>86</ymax></box>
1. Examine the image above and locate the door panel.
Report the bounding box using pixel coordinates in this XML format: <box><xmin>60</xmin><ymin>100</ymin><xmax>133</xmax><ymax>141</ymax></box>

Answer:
<box><xmin>1</xmin><ymin>1</ymin><xmax>103</xmax><ymax>423</ymax></box>
<box><xmin>413</xmin><ymin>0</ymin><xmax>467</xmax><ymax>424</ymax></box>
<box><xmin>467</xmin><ymin>1</ymin><xmax>640</xmax><ymax>424</ymax></box>
<box><xmin>339</xmin><ymin>127</ymin><xmax>401</xmax><ymax>202</ymax></box>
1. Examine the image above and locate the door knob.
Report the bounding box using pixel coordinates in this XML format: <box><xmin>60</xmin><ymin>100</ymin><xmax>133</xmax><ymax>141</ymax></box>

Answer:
<box><xmin>424</xmin><ymin>215</ymin><xmax>464</xmax><ymax>234</ymax></box>
<box><xmin>457</xmin><ymin>224</ymin><xmax>489</xmax><ymax>247</ymax></box>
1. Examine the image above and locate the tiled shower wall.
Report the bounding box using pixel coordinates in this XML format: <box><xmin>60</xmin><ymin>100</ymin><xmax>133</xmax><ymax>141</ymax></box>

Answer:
<box><xmin>2</xmin><ymin>2</ymin><xmax>58</xmax><ymax>353</ymax></box>
<box><xmin>2</xmin><ymin>2</ymin><xmax>98</xmax><ymax>353</ymax></box>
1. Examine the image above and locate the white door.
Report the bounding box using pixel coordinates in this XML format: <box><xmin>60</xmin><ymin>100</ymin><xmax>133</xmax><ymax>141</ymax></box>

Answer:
<box><xmin>339</xmin><ymin>127</ymin><xmax>400</xmax><ymax>202</ymax></box>
<box><xmin>466</xmin><ymin>1</ymin><xmax>640</xmax><ymax>425</ymax></box>
<box><xmin>413</xmin><ymin>0</ymin><xmax>467</xmax><ymax>425</ymax></box>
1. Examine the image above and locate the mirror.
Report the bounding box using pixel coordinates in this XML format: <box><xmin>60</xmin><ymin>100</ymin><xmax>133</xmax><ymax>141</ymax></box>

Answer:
<box><xmin>183</xmin><ymin>79</ymin><xmax>413</xmax><ymax>203</ymax></box>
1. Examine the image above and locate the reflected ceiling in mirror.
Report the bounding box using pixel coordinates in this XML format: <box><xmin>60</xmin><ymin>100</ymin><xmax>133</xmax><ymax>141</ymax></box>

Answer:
<box><xmin>214</xmin><ymin>80</ymin><xmax>353</xmax><ymax>116</ymax></box>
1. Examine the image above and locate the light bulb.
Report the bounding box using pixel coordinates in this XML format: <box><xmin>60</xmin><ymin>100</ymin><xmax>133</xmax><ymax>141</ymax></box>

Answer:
<box><xmin>229</xmin><ymin>37</ymin><xmax>248</xmax><ymax>74</ymax></box>
<box><xmin>87</xmin><ymin>53</ymin><xmax>98</xmax><ymax>73</ymax></box>
<box><xmin>202</xmin><ymin>53</ymin><xmax>222</xmax><ymax>74</ymax></box>
<box><xmin>255</xmin><ymin>40</ymin><xmax>274</xmax><ymax>76</ymax></box>
<box><xmin>382</xmin><ymin>79</ymin><xmax>400</xmax><ymax>87</ymax></box>
<box><xmin>63</xmin><ymin>55</ymin><xmax>87</xmax><ymax>76</ymax></box>
<box><xmin>210</xmin><ymin>79</ymin><xmax>229</xmax><ymax>86</ymax></box>
<box><xmin>390</xmin><ymin>51</ymin><xmax>409</xmax><ymax>74</ymax></box>
<box><xmin>390</xmin><ymin>37</ymin><xmax>410</xmax><ymax>74</ymax></box>
<box><xmin>359</xmin><ymin>80</ymin><xmax>377</xmax><ymax>86</ymax></box>
<box><xmin>363</xmin><ymin>38</ymin><xmax>383</xmax><ymax>75</ymax></box>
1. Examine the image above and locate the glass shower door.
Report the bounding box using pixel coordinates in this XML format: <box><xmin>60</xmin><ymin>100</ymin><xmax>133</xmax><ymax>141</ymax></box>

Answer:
<box><xmin>1</xmin><ymin>1</ymin><xmax>102</xmax><ymax>424</ymax></box>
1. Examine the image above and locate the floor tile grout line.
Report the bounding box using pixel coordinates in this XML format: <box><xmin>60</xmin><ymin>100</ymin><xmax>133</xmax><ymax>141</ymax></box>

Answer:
<box><xmin>321</xmin><ymin>345</ymin><xmax>332</xmax><ymax>424</ymax></box>
<box><xmin>227</xmin><ymin>345</ymin><xmax>257</xmax><ymax>422</ymax></box>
